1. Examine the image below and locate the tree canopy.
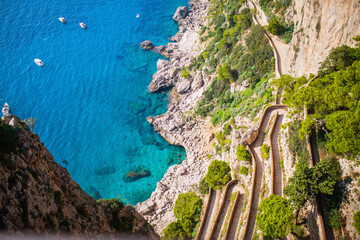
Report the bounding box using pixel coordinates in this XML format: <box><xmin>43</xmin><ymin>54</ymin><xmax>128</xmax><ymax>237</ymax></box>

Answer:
<box><xmin>174</xmin><ymin>192</ymin><xmax>202</xmax><ymax>221</ymax></box>
<box><xmin>164</xmin><ymin>192</ymin><xmax>202</xmax><ymax>239</ymax></box>
<box><xmin>271</xmin><ymin>42</ymin><xmax>360</xmax><ymax>158</ymax></box>
<box><xmin>205</xmin><ymin>160</ymin><xmax>231</xmax><ymax>190</ymax></box>
<box><xmin>267</xmin><ymin>17</ymin><xmax>281</xmax><ymax>35</ymax></box>
<box><xmin>284</xmin><ymin>156</ymin><xmax>341</xmax><ymax>213</ymax></box>
<box><xmin>257</xmin><ymin>194</ymin><xmax>295</xmax><ymax>239</ymax></box>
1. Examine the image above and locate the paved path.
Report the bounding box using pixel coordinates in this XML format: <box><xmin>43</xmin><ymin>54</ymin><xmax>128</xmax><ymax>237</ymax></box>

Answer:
<box><xmin>270</xmin><ymin>113</ymin><xmax>285</xmax><ymax>196</ymax></box>
<box><xmin>196</xmin><ymin>188</ymin><xmax>219</xmax><ymax>240</ymax></box>
<box><xmin>225</xmin><ymin>193</ymin><xmax>244</xmax><ymax>240</ymax></box>
<box><xmin>209</xmin><ymin>182</ymin><xmax>238</xmax><ymax>240</ymax></box>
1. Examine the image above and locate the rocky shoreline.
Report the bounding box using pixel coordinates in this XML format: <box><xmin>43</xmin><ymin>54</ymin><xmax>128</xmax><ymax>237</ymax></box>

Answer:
<box><xmin>135</xmin><ymin>0</ymin><xmax>214</xmax><ymax>234</ymax></box>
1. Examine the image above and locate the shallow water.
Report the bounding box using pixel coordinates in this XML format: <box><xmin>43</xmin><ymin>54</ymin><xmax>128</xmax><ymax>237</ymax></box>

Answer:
<box><xmin>0</xmin><ymin>0</ymin><xmax>187</xmax><ymax>205</ymax></box>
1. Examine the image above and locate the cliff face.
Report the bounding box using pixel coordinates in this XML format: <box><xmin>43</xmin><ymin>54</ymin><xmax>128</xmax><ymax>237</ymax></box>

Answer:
<box><xmin>278</xmin><ymin>0</ymin><xmax>360</xmax><ymax>77</ymax></box>
<box><xmin>0</xmin><ymin>115</ymin><xmax>158</xmax><ymax>239</ymax></box>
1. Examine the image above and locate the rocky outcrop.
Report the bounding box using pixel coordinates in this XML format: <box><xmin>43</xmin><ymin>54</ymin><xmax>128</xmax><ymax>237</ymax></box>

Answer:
<box><xmin>173</xmin><ymin>6</ymin><xmax>188</xmax><ymax>22</ymax></box>
<box><xmin>0</xmin><ymin>116</ymin><xmax>158</xmax><ymax>239</ymax></box>
<box><xmin>157</xmin><ymin>59</ymin><xmax>170</xmax><ymax>70</ymax></box>
<box><xmin>135</xmin><ymin>0</ymin><xmax>257</xmax><ymax>234</ymax></box>
<box><xmin>140</xmin><ymin>40</ymin><xmax>154</xmax><ymax>50</ymax></box>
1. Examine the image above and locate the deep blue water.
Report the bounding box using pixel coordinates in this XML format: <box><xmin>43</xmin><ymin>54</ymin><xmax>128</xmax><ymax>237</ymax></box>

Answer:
<box><xmin>0</xmin><ymin>0</ymin><xmax>187</xmax><ymax>204</ymax></box>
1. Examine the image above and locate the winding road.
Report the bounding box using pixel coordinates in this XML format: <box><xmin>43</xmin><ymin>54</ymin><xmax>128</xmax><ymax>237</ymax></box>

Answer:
<box><xmin>243</xmin><ymin>106</ymin><xmax>283</xmax><ymax>239</ymax></box>
<box><xmin>209</xmin><ymin>181</ymin><xmax>238</xmax><ymax>240</ymax></box>
<box><xmin>270</xmin><ymin>112</ymin><xmax>285</xmax><ymax>196</ymax></box>
<box><xmin>225</xmin><ymin>193</ymin><xmax>244</xmax><ymax>240</ymax></box>
<box><xmin>196</xmin><ymin>188</ymin><xmax>219</xmax><ymax>240</ymax></box>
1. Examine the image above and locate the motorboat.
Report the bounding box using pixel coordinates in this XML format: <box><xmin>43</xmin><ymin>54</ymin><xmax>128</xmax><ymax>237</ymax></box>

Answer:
<box><xmin>2</xmin><ymin>102</ymin><xmax>10</xmax><ymax>117</ymax></box>
<box><xmin>79</xmin><ymin>22</ymin><xmax>87</xmax><ymax>29</ymax></box>
<box><xmin>34</xmin><ymin>58</ymin><xmax>44</xmax><ymax>67</ymax></box>
<box><xmin>136</xmin><ymin>14</ymin><xmax>140</xmax><ymax>18</ymax></box>
<box><xmin>58</xmin><ymin>17</ymin><xmax>66</xmax><ymax>23</ymax></box>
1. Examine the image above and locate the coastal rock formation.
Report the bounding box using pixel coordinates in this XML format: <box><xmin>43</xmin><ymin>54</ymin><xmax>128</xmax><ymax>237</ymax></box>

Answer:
<box><xmin>140</xmin><ymin>40</ymin><xmax>154</xmax><ymax>50</ymax></box>
<box><xmin>136</xmin><ymin>0</ymin><xmax>241</xmax><ymax>233</ymax></box>
<box><xmin>157</xmin><ymin>59</ymin><xmax>170</xmax><ymax>70</ymax></box>
<box><xmin>0</xmin><ymin>115</ymin><xmax>158</xmax><ymax>239</ymax></box>
<box><xmin>173</xmin><ymin>6</ymin><xmax>188</xmax><ymax>22</ymax></box>
<box><xmin>253</xmin><ymin>0</ymin><xmax>360</xmax><ymax>77</ymax></box>
<box><xmin>137</xmin><ymin>0</ymin><xmax>360</xmax><ymax>237</ymax></box>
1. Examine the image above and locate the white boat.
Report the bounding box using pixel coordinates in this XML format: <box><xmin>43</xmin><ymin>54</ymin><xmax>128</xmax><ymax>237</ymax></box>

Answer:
<box><xmin>79</xmin><ymin>22</ymin><xmax>87</xmax><ymax>29</ymax></box>
<box><xmin>136</xmin><ymin>14</ymin><xmax>140</xmax><ymax>18</ymax></box>
<box><xmin>2</xmin><ymin>102</ymin><xmax>10</xmax><ymax>117</ymax></box>
<box><xmin>58</xmin><ymin>17</ymin><xmax>66</xmax><ymax>23</ymax></box>
<box><xmin>34</xmin><ymin>58</ymin><xmax>44</xmax><ymax>67</ymax></box>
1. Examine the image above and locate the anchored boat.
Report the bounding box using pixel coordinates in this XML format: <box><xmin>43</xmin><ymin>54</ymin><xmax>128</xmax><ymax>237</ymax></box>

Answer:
<box><xmin>58</xmin><ymin>17</ymin><xmax>66</xmax><ymax>23</ymax></box>
<box><xmin>2</xmin><ymin>102</ymin><xmax>10</xmax><ymax>117</ymax></box>
<box><xmin>79</xmin><ymin>22</ymin><xmax>87</xmax><ymax>29</ymax></box>
<box><xmin>34</xmin><ymin>59</ymin><xmax>44</xmax><ymax>67</ymax></box>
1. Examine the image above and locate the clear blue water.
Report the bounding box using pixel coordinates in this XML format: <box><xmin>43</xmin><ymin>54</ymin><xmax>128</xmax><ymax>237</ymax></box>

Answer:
<box><xmin>0</xmin><ymin>0</ymin><xmax>187</xmax><ymax>205</ymax></box>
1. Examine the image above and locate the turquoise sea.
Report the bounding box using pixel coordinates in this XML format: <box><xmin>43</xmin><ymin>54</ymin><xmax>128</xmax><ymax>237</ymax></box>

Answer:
<box><xmin>0</xmin><ymin>0</ymin><xmax>187</xmax><ymax>204</ymax></box>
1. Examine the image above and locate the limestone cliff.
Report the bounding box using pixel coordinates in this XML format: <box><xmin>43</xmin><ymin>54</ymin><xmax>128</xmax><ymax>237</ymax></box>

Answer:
<box><xmin>0</xmin><ymin>115</ymin><xmax>158</xmax><ymax>239</ymax></box>
<box><xmin>269</xmin><ymin>0</ymin><xmax>360</xmax><ymax>77</ymax></box>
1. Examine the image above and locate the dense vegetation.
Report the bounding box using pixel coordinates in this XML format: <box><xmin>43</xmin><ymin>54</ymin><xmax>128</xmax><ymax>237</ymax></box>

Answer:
<box><xmin>272</xmin><ymin>39</ymin><xmax>360</xmax><ymax>158</ymax></box>
<box><xmin>205</xmin><ymin>160</ymin><xmax>231</xmax><ymax>190</ymax></box>
<box><xmin>193</xmin><ymin>0</ymin><xmax>275</xmax><ymax>126</ymax></box>
<box><xmin>284</xmin><ymin>155</ymin><xmax>341</xmax><ymax>214</ymax></box>
<box><xmin>286</xmin><ymin>120</ymin><xmax>309</xmax><ymax>164</ymax></box>
<box><xmin>257</xmin><ymin>194</ymin><xmax>295</xmax><ymax>239</ymax></box>
<box><xmin>259</xmin><ymin>0</ymin><xmax>294</xmax><ymax>43</ymax></box>
<box><xmin>163</xmin><ymin>192</ymin><xmax>202</xmax><ymax>239</ymax></box>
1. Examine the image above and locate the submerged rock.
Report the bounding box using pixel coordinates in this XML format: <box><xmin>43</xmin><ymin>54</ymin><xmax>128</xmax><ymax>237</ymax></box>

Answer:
<box><xmin>123</xmin><ymin>166</ymin><xmax>151</xmax><ymax>182</ymax></box>
<box><xmin>94</xmin><ymin>166</ymin><xmax>116</xmax><ymax>176</ymax></box>
<box><xmin>140</xmin><ymin>40</ymin><xmax>155</xmax><ymax>50</ymax></box>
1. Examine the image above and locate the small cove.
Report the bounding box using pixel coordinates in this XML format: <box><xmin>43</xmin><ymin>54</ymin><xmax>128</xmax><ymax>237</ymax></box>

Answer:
<box><xmin>0</xmin><ymin>0</ymin><xmax>187</xmax><ymax>205</ymax></box>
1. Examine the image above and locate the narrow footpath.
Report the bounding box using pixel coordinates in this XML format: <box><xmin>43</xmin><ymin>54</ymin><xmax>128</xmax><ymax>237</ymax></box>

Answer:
<box><xmin>225</xmin><ymin>193</ymin><xmax>244</xmax><ymax>240</ymax></box>
<box><xmin>243</xmin><ymin>108</ymin><xmax>272</xmax><ymax>240</ymax></box>
<box><xmin>196</xmin><ymin>189</ymin><xmax>220</xmax><ymax>240</ymax></box>
<box><xmin>209</xmin><ymin>181</ymin><xmax>238</xmax><ymax>240</ymax></box>
<box><xmin>309</xmin><ymin>129</ymin><xmax>335</xmax><ymax>240</ymax></box>
<box><xmin>270</xmin><ymin>112</ymin><xmax>285</xmax><ymax>196</ymax></box>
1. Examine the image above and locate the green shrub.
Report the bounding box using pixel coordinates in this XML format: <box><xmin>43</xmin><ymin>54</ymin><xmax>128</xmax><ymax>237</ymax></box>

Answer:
<box><xmin>97</xmin><ymin>198</ymin><xmax>124</xmax><ymax>211</ymax></box>
<box><xmin>329</xmin><ymin>209</ymin><xmax>342</xmax><ymax>230</ymax></box>
<box><xmin>223</xmin><ymin>123</ymin><xmax>232</xmax><ymax>135</ymax></box>
<box><xmin>181</xmin><ymin>70</ymin><xmax>190</xmax><ymax>79</ymax></box>
<box><xmin>257</xmin><ymin>194</ymin><xmax>295</xmax><ymax>239</ymax></box>
<box><xmin>261</xmin><ymin>143</ymin><xmax>270</xmax><ymax>159</ymax></box>
<box><xmin>163</xmin><ymin>221</ymin><xmax>186</xmax><ymax>240</ymax></box>
<box><xmin>236</xmin><ymin>145</ymin><xmax>252</xmax><ymax>163</ymax></box>
<box><xmin>199</xmin><ymin>178</ymin><xmax>209</xmax><ymax>195</ymax></box>
<box><xmin>205</xmin><ymin>160</ymin><xmax>231</xmax><ymax>190</ymax></box>
<box><xmin>164</xmin><ymin>192</ymin><xmax>202</xmax><ymax>239</ymax></box>
<box><xmin>267</xmin><ymin>17</ymin><xmax>281</xmax><ymax>35</ymax></box>
<box><xmin>354</xmin><ymin>211</ymin><xmax>360</xmax><ymax>234</ymax></box>
<box><xmin>239</xmin><ymin>166</ymin><xmax>249</xmax><ymax>175</ymax></box>
<box><xmin>174</xmin><ymin>192</ymin><xmax>202</xmax><ymax>222</ymax></box>
<box><xmin>287</xmin><ymin>120</ymin><xmax>309</xmax><ymax>164</ymax></box>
